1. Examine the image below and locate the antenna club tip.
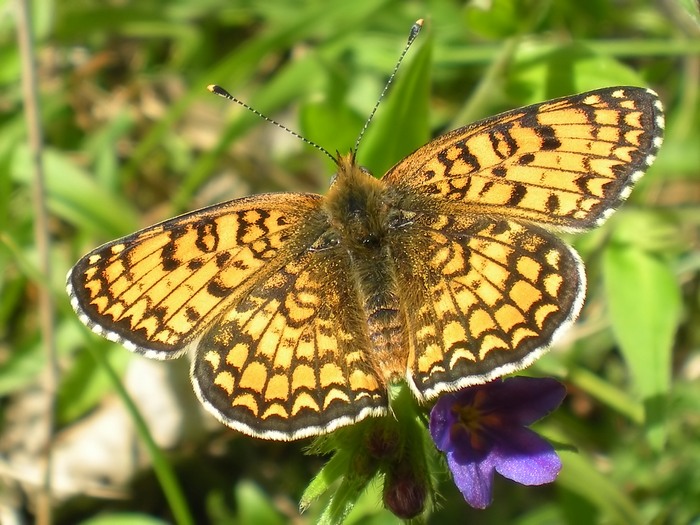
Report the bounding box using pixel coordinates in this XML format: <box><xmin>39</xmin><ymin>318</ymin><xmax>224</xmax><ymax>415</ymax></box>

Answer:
<box><xmin>208</xmin><ymin>84</ymin><xmax>233</xmax><ymax>99</ymax></box>
<box><xmin>408</xmin><ymin>19</ymin><xmax>424</xmax><ymax>41</ymax></box>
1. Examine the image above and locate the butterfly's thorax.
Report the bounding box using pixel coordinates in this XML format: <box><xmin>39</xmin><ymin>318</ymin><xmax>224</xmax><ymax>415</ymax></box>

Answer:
<box><xmin>320</xmin><ymin>155</ymin><xmax>409</xmax><ymax>381</ymax></box>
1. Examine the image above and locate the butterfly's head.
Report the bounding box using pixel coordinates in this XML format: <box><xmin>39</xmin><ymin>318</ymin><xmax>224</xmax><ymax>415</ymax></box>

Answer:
<box><xmin>322</xmin><ymin>153</ymin><xmax>394</xmax><ymax>253</ymax></box>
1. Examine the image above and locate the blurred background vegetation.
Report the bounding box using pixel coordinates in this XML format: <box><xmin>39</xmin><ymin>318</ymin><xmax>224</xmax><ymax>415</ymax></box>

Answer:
<box><xmin>2</xmin><ymin>0</ymin><xmax>700</xmax><ymax>523</ymax></box>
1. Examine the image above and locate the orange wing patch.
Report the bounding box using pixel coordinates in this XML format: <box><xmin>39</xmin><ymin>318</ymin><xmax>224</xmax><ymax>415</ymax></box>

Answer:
<box><xmin>192</xmin><ymin>245</ymin><xmax>387</xmax><ymax>440</ymax></box>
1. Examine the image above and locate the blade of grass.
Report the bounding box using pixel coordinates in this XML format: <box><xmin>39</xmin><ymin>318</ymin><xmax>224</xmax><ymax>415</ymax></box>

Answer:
<box><xmin>86</xmin><ymin>342</ymin><xmax>195</xmax><ymax>525</ymax></box>
<box><xmin>16</xmin><ymin>0</ymin><xmax>57</xmax><ymax>523</ymax></box>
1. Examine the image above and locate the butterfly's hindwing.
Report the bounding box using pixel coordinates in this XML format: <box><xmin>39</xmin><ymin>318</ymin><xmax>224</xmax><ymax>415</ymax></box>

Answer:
<box><xmin>192</xmin><ymin>241</ymin><xmax>388</xmax><ymax>440</ymax></box>
<box><xmin>391</xmin><ymin>213</ymin><xmax>585</xmax><ymax>399</ymax></box>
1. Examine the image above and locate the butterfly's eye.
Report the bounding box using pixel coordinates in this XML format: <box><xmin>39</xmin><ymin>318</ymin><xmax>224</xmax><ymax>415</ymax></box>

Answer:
<box><xmin>387</xmin><ymin>209</ymin><xmax>417</xmax><ymax>229</ymax></box>
<box><xmin>309</xmin><ymin>230</ymin><xmax>341</xmax><ymax>252</ymax></box>
<box><xmin>362</xmin><ymin>233</ymin><xmax>380</xmax><ymax>248</ymax></box>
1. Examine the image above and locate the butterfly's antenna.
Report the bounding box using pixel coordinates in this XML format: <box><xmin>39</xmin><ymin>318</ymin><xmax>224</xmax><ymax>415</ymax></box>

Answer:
<box><xmin>353</xmin><ymin>18</ymin><xmax>424</xmax><ymax>156</ymax></box>
<box><xmin>207</xmin><ymin>84</ymin><xmax>337</xmax><ymax>164</ymax></box>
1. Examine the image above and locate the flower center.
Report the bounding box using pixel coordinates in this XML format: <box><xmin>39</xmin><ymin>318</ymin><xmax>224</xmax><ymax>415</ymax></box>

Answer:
<box><xmin>449</xmin><ymin>390</ymin><xmax>502</xmax><ymax>451</ymax></box>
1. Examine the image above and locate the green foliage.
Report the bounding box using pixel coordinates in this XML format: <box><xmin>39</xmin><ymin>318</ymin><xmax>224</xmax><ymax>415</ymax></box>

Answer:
<box><xmin>80</xmin><ymin>514</ymin><xmax>170</xmax><ymax>525</ymax></box>
<box><xmin>2</xmin><ymin>0</ymin><xmax>699</xmax><ymax>523</ymax></box>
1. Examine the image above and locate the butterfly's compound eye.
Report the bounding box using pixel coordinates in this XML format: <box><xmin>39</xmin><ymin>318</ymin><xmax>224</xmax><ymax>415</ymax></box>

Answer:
<box><xmin>309</xmin><ymin>230</ymin><xmax>341</xmax><ymax>252</ymax></box>
<box><xmin>387</xmin><ymin>209</ymin><xmax>417</xmax><ymax>229</ymax></box>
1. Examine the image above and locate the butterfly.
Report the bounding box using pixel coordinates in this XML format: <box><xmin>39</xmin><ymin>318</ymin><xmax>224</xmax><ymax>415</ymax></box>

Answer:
<box><xmin>67</xmin><ymin>85</ymin><xmax>664</xmax><ymax>441</ymax></box>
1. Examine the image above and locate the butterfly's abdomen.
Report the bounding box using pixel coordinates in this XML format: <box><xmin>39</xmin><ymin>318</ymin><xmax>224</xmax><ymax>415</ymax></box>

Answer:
<box><xmin>358</xmin><ymin>262</ymin><xmax>406</xmax><ymax>382</ymax></box>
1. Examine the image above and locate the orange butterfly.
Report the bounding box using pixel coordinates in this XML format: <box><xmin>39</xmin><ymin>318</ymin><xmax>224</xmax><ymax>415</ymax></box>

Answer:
<box><xmin>68</xmin><ymin>75</ymin><xmax>663</xmax><ymax>440</ymax></box>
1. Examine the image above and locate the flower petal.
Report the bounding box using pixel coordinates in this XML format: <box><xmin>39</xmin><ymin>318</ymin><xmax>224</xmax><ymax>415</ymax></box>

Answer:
<box><xmin>491</xmin><ymin>426</ymin><xmax>561</xmax><ymax>485</ymax></box>
<box><xmin>480</xmin><ymin>377</ymin><xmax>566</xmax><ymax>425</ymax></box>
<box><xmin>429</xmin><ymin>395</ymin><xmax>458</xmax><ymax>451</ymax></box>
<box><xmin>446</xmin><ymin>450</ymin><xmax>496</xmax><ymax>509</ymax></box>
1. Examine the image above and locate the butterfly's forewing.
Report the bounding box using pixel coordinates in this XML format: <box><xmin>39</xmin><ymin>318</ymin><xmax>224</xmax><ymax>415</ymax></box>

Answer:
<box><xmin>192</xmin><ymin>242</ymin><xmax>387</xmax><ymax>440</ymax></box>
<box><xmin>68</xmin><ymin>193</ymin><xmax>324</xmax><ymax>359</ymax></box>
<box><xmin>391</xmin><ymin>214</ymin><xmax>584</xmax><ymax>400</ymax></box>
<box><xmin>382</xmin><ymin>87</ymin><xmax>664</xmax><ymax>231</ymax></box>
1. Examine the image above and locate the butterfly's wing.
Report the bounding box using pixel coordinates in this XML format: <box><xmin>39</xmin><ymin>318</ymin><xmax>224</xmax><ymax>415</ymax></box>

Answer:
<box><xmin>192</xmin><ymin>243</ymin><xmax>387</xmax><ymax>440</ymax></box>
<box><xmin>68</xmin><ymin>193</ymin><xmax>321</xmax><ymax>358</ymax></box>
<box><xmin>382</xmin><ymin>87</ymin><xmax>664</xmax><ymax>231</ymax></box>
<box><xmin>391</xmin><ymin>213</ymin><xmax>584</xmax><ymax>400</ymax></box>
<box><xmin>68</xmin><ymin>192</ymin><xmax>387</xmax><ymax>440</ymax></box>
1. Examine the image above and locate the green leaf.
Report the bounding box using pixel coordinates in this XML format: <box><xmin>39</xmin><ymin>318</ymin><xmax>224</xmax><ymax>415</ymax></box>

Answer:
<box><xmin>11</xmin><ymin>146</ymin><xmax>139</xmax><ymax>238</ymax></box>
<box><xmin>678</xmin><ymin>0</ymin><xmax>700</xmax><ymax>25</ymax></box>
<box><xmin>79</xmin><ymin>513</ymin><xmax>170</xmax><ymax>525</ymax></box>
<box><xmin>0</xmin><ymin>336</ymin><xmax>43</xmax><ymax>395</ymax></box>
<box><xmin>56</xmin><ymin>341</ymin><xmax>131</xmax><ymax>424</ymax></box>
<box><xmin>357</xmin><ymin>24</ymin><xmax>432</xmax><ymax>177</ymax></box>
<box><xmin>567</xmin><ymin>366</ymin><xmax>644</xmax><ymax>424</ymax></box>
<box><xmin>557</xmin><ymin>451</ymin><xmax>643</xmax><ymax>524</ymax></box>
<box><xmin>176</xmin><ymin>53</ymin><xmax>328</xmax><ymax>209</ymax></box>
<box><xmin>301</xmin><ymin>421</ymin><xmax>379</xmax><ymax>523</ymax></box>
<box><xmin>509</xmin><ymin>42</ymin><xmax>650</xmax><ymax>104</ymax></box>
<box><xmin>299</xmin><ymin>67</ymin><xmax>366</xmax><ymax>168</ymax></box>
<box><xmin>235</xmin><ymin>481</ymin><xmax>286</xmax><ymax>525</ymax></box>
<box><xmin>603</xmin><ymin>244</ymin><xmax>680</xmax><ymax>447</ymax></box>
<box><xmin>300</xmin><ymin>445</ymin><xmax>351</xmax><ymax>511</ymax></box>
<box><xmin>345</xmin><ymin>478</ymin><xmax>401</xmax><ymax>525</ymax></box>
<box><xmin>465</xmin><ymin>0</ymin><xmax>546</xmax><ymax>39</ymax></box>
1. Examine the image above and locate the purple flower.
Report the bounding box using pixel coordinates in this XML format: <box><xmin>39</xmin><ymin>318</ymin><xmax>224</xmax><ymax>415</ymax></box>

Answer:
<box><xmin>429</xmin><ymin>377</ymin><xmax>565</xmax><ymax>509</ymax></box>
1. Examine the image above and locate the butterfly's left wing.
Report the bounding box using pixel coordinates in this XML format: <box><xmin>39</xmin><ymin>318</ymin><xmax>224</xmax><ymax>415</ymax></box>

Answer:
<box><xmin>391</xmin><ymin>213</ymin><xmax>584</xmax><ymax>400</ymax></box>
<box><xmin>382</xmin><ymin>87</ymin><xmax>663</xmax><ymax>231</ymax></box>
<box><xmin>69</xmin><ymin>191</ymin><xmax>388</xmax><ymax>440</ymax></box>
